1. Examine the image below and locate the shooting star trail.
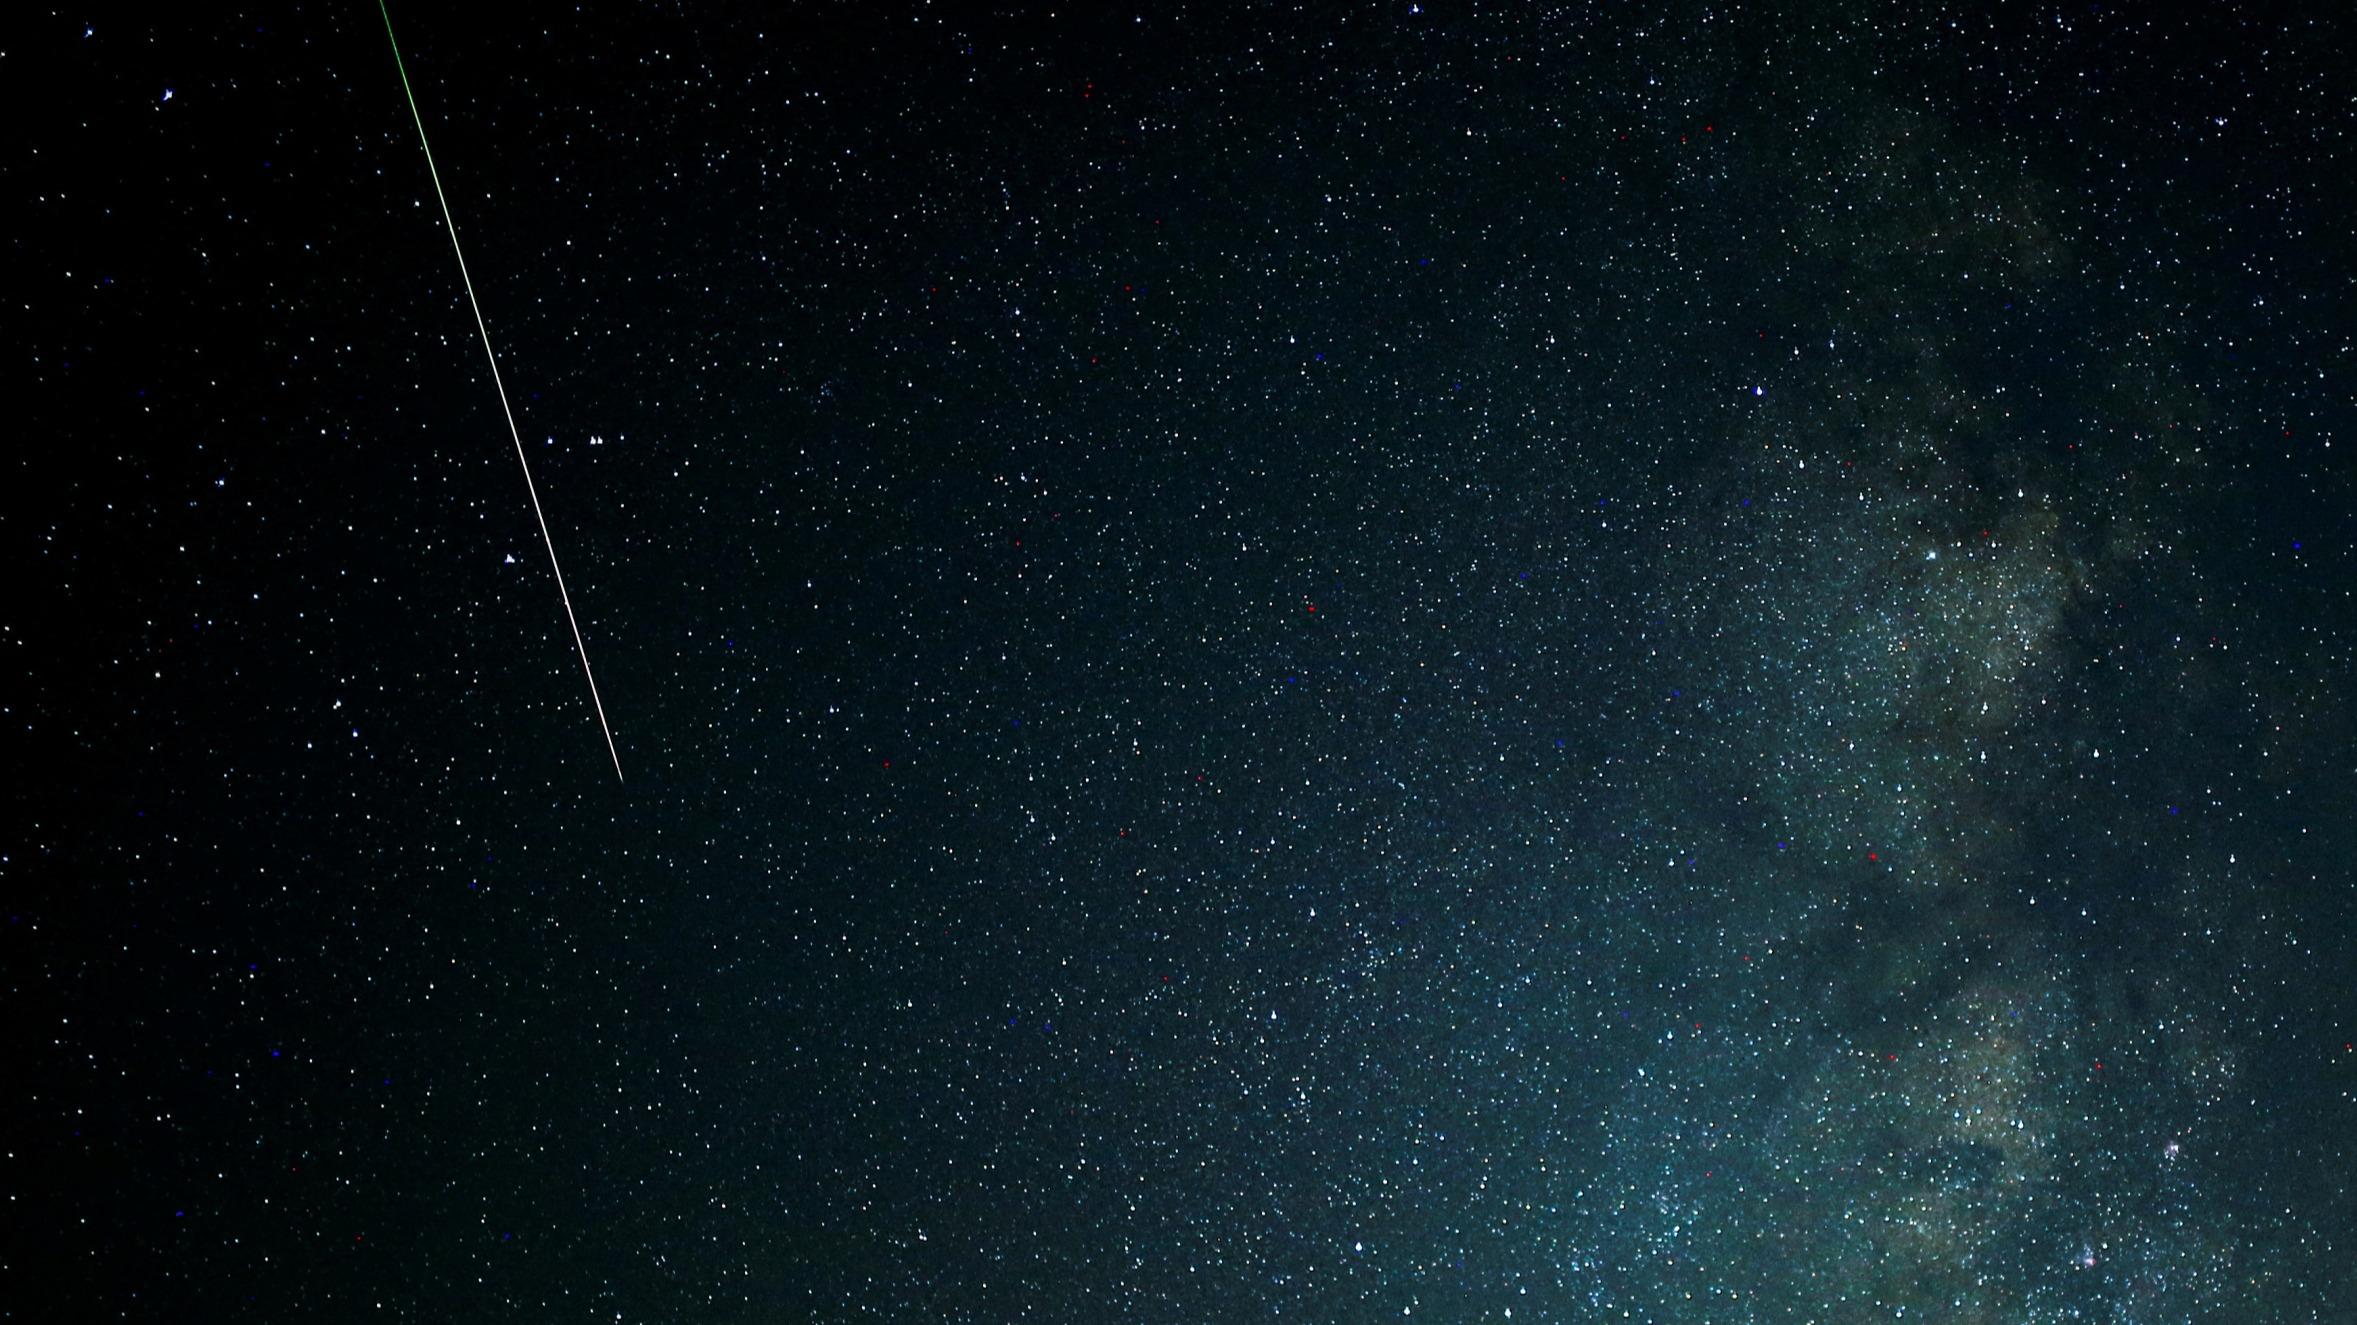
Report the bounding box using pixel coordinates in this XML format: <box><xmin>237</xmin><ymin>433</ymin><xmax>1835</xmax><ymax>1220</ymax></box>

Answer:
<box><xmin>377</xmin><ymin>1</ymin><xmax>624</xmax><ymax>784</ymax></box>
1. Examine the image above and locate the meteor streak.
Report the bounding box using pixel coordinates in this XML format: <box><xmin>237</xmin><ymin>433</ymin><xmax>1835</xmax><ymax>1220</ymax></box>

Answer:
<box><xmin>377</xmin><ymin>1</ymin><xmax>624</xmax><ymax>784</ymax></box>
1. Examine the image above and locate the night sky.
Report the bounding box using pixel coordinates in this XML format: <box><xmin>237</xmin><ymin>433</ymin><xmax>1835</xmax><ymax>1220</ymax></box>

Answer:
<box><xmin>10</xmin><ymin>3</ymin><xmax>2357</xmax><ymax>1320</ymax></box>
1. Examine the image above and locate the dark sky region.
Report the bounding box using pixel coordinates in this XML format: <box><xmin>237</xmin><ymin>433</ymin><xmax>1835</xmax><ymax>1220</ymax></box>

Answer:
<box><xmin>8</xmin><ymin>2</ymin><xmax>2357</xmax><ymax>1321</ymax></box>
